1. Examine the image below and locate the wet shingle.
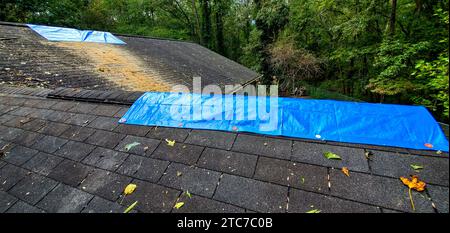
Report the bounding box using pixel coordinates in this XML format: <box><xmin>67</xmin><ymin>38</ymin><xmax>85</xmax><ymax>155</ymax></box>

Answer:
<box><xmin>36</xmin><ymin>184</ymin><xmax>93</xmax><ymax>213</ymax></box>
<box><xmin>31</xmin><ymin>135</ymin><xmax>68</xmax><ymax>153</ymax></box>
<box><xmin>9</xmin><ymin>173</ymin><xmax>58</xmax><ymax>205</ymax></box>
<box><xmin>85</xmin><ymin>130</ymin><xmax>125</xmax><ymax>148</ymax></box>
<box><xmin>288</xmin><ymin>189</ymin><xmax>381</xmax><ymax>213</ymax></box>
<box><xmin>232</xmin><ymin>134</ymin><xmax>291</xmax><ymax>160</ymax></box>
<box><xmin>80</xmin><ymin>169</ymin><xmax>131</xmax><ymax>201</ymax></box>
<box><xmin>117</xmin><ymin>154</ymin><xmax>169</xmax><ymax>182</ymax></box>
<box><xmin>82</xmin><ymin>147</ymin><xmax>128</xmax><ymax>171</ymax></box>
<box><xmin>292</xmin><ymin>142</ymin><xmax>369</xmax><ymax>172</ymax></box>
<box><xmin>2</xmin><ymin>145</ymin><xmax>38</xmax><ymax>166</ymax></box>
<box><xmin>197</xmin><ymin>148</ymin><xmax>257</xmax><ymax>177</ymax></box>
<box><xmin>214</xmin><ymin>174</ymin><xmax>288</xmax><ymax>213</ymax></box>
<box><xmin>120</xmin><ymin>180</ymin><xmax>180</xmax><ymax>213</ymax></box>
<box><xmin>48</xmin><ymin>160</ymin><xmax>93</xmax><ymax>186</ymax></box>
<box><xmin>55</xmin><ymin>141</ymin><xmax>96</xmax><ymax>161</ymax></box>
<box><xmin>152</xmin><ymin>142</ymin><xmax>204</xmax><ymax>165</ymax></box>
<box><xmin>159</xmin><ymin>163</ymin><xmax>221</xmax><ymax>197</ymax></box>
<box><xmin>254</xmin><ymin>157</ymin><xmax>328</xmax><ymax>193</ymax></box>
<box><xmin>185</xmin><ymin>130</ymin><xmax>236</xmax><ymax>150</ymax></box>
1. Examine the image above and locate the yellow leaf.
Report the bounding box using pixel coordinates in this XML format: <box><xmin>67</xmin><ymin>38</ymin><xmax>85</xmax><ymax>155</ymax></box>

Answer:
<box><xmin>400</xmin><ymin>175</ymin><xmax>426</xmax><ymax>191</ymax></box>
<box><xmin>124</xmin><ymin>184</ymin><xmax>137</xmax><ymax>195</ymax></box>
<box><xmin>124</xmin><ymin>201</ymin><xmax>138</xmax><ymax>213</ymax></box>
<box><xmin>166</xmin><ymin>139</ymin><xmax>176</xmax><ymax>147</ymax></box>
<box><xmin>174</xmin><ymin>202</ymin><xmax>184</xmax><ymax>209</ymax></box>
<box><xmin>342</xmin><ymin>167</ymin><xmax>350</xmax><ymax>177</ymax></box>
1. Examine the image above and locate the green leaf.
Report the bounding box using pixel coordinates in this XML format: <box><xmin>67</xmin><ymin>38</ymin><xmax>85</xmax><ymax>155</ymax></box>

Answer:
<box><xmin>306</xmin><ymin>209</ymin><xmax>321</xmax><ymax>213</ymax></box>
<box><xmin>124</xmin><ymin>201</ymin><xmax>138</xmax><ymax>213</ymax></box>
<box><xmin>410</xmin><ymin>164</ymin><xmax>424</xmax><ymax>171</ymax></box>
<box><xmin>185</xmin><ymin>190</ymin><xmax>192</xmax><ymax>198</ymax></box>
<box><xmin>124</xmin><ymin>142</ymin><xmax>141</xmax><ymax>152</ymax></box>
<box><xmin>301</xmin><ymin>177</ymin><xmax>305</xmax><ymax>184</ymax></box>
<box><xmin>323</xmin><ymin>151</ymin><xmax>341</xmax><ymax>160</ymax></box>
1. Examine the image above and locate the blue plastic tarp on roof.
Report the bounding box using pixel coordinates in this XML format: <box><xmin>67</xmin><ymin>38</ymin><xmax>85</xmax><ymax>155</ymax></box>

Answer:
<box><xmin>120</xmin><ymin>92</ymin><xmax>449</xmax><ymax>152</ymax></box>
<box><xmin>27</xmin><ymin>24</ymin><xmax>126</xmax><ymax>44</ymax></box>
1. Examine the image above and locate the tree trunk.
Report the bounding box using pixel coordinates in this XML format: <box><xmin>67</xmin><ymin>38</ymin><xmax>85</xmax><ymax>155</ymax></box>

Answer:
<box><xmin>215</xmin><ymin>7</ymin><xmax>225</xmax><ymax>54</ymax></box>
<box><xmin>389</xmin><ymin>0</ymin><xmax>397</xmax><ymax>36</ymax></box>
<box><xmin>201</xmin><ymin>0</ymin><xmax>212</xmax><ymax>48</ymax></box>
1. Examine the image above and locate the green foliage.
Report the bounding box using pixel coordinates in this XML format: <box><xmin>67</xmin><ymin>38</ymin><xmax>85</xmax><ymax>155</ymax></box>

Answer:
<box><xmin>0</xmin><ymin>0</ymin><xmax>448</xmax><ymax>120</ymax></box>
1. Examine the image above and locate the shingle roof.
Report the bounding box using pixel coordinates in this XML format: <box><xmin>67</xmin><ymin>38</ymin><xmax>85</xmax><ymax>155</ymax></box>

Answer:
<box><xmin>0</xmin><ymin>22</ymin><xmax>259</xmax><ymax>92</ymax></box>
<box><xmin>0</xmin><ymin>87</ymin><xmax>448</xmax><ymax>213</ymax></box>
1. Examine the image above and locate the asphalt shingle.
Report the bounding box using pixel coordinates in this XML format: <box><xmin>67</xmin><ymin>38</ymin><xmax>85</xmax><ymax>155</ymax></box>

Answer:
<box><xmin>54</xmin><ymin>140</ymin><xmax>96</xmax><ymax>161</ymax></box>
<box><xmin>36</xmin><ymin>183</ymin><xmax>93</xmax><ymax>213</ymax></box>
<box><xmin>31</xmin><ymin>135</ymin><xmax>68</xmax><ymax>153</ymax></box>
<box><xmin>159</xmin><ymin>163</ymin><xmax>221</xmax><ymax>197</ymax></box>
<box><xmin>292</xmin><ymin>141</ymin><xmax>369</xmax><ymax>172</ymax></box>
<box><xmin>0</xmin><ymin>164</ymin><xmax>28</xmax><ymax>191</ymax></box>
<box><xmin>232</xmin><ymin>134</ymin><xmax>291</xmax><ymax>160</ymax></box>
<box><xmin>85</xmin><ymin>130</ymin><xmax>125</xmax><ymax>149</ymax></box>
<box><xmin>115</xmin><ymin>135</ymin><xmax>160</xmax><ymax>156</ymax></box>
<box><xmin>48</xmin><ymin>160</ymin><xmax>93</xmax><ymax>186</ymax></box>
<box><xmin>82</xmin><ymin>147</ymin><xmax>129</xmax><ymax>171</ymax></box>
<box><xmin>82</xmin><ymin>196</ymin><xmax>125</xmax><ymax>213</ymax></box>
<box><xmin>80</xmin><ymin>169</ymin><xmax>132</xmax><ymax>201</ymax></box>
<box><xmin>22</xmin><ymin>152</ymin><xmax>64</xmax><ymax>176</ymax></box>
<box><xmin>369</xmin><ymin>150</ymin><xmax>449</xmax><ymax>186</ymax></box>
<box><xmin>197</xmin><ymin>148</ymin><xmax>257</xmax><ymax>177</ymax></box>
<box><xmin>288</xmin><ymin>188</ymin><xmax>381</xmax><ymax>213</ymax></box>
<box><xmin>146</xmin><ymin>127</ymin><xmax>190</xmax><ymax>142</ymax></box>
<box><xmin>152</xmin><ymin>142</ymin><xmax>204</xmax><ymax>165</ymax></box>
<box><xmin>254</xmin><ymin>157</ymin><xmax>329</xmax><ymax>193</ymax></box>
<box><xmin>329</xmin><ymin>169</ymin><xmax>434</xmax><ymax>212</ymax></box>
<box><xmin>1</xmin><ymin>145</ymin><xmax>38</xmax><ymax>166</ymax></box>
<box><xmin>117</xmin><ymin>154</ymin><xmax>169</xmax><ymax>182</ymax></box>
<box><xmin>0</xmin><ymin>191</ymin><xmax>17</xmax><ymax>212</ymax></box>
<box><xmin>6</xmin><ymin>200</ymin><xmax>45</xmax><ymax>213</ymax></box>
<box><xmin>173</xmin><ymin>194</ymin><xmax>245</xmax><ymax>213</ymax></box>
<box><xmin>185</xmin><ymin>130</ymin><xmax>236</xmax><ymax>150</ymax></box>
<box><xmin>214</xmin><ymin>174</ymin><xmax>288</xmax><ymax>213</ymax></box>
<box><xmin>9</xmin><ymin>173</ymin><xmax>58</xmax><ymax>205</ymax></box>
<box><xmin>120</xmin><ymin>180</ymin><xmax>180</xmax><ymax>213</ymax></box>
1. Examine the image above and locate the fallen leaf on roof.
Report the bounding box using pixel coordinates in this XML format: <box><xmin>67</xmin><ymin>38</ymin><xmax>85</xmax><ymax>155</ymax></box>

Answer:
<box><xmin>364</xmin><ymin>151</ymin><xmax>373</xmax><ymax>160</ymax></box>
<box><xmin>165</xmin><ymin>139</ymin><xmax>176</xmax><ymax>147</ymax></box>
<box><xmin>0</xmin><ymin>144</ymin><xmax>10</xmax><ymax>158</ymax></box>
<box><xmin>124</xmin><ymin>184</ymin><xmax>137</xmax><ymax>195</ymax></box>
<box><xmin>124</xmin><ymin>201</ymin><xmax>138</xmax><ymax>213</ymax></box>
<box><xmin>323</xmin><ymin>151</ymin><xmax>341</xmax><ymax>160</ymax></box>
<box><xmin>185</xmin><ymin>190</ymin><xmax>192</xmax><ymax>199</ymax></box>
<box><xmin>436</xmin><ymin>150</ymin><xmax>442</xmax><ymax>155</ymax></box>
<box><xmin>174</xmin><ymin>202</ymin><xmax>185</xmax><ymax>209</ymax></box>
<box><xmin>410</xmin><ymin>164</ymin><xmax>424</xmax><ymax>172</ymax></box>
<box><xmin>400</xmin><ymin>175</ymin><xmax>426</xmax><ymax>192</ymax></box>
<box><xmin>342</xmin><ymin>167</ymin><xmax>350</xmax><ymax>177</ymax></box>
<box><xmin>124</xmin><ymin>142</ymin><xmax>141</xmax><ymax>152</ymax></box>
<box><xmin>176</xmin><ymin>171</ymin><xmax>183</xmax><ymax>177</ymax></box>
<box><xmin>306</xmin><ymin>209</ymin><xmax>321</xmax><ymax>213</ymax></box>
<box><xmin>300</xmin><ymin>177</ymin><xmax>305</xmax><ymax>184</ymax></box>
<box><xmin>400</xmin><ymin>175</ymin><xmax>426</xmax><ymax>211</ymax></box>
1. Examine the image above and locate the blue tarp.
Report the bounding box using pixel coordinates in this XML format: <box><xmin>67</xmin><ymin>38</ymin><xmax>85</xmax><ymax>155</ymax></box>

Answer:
<box><xmin>120</xmin><ymin>92</ymin><xmax>449</xmax><ymax>152</ymax></box>
<box><xmin>27</xmin><ymin>24</ymin><xmax>126</xmax><ymax>44</ymax></box>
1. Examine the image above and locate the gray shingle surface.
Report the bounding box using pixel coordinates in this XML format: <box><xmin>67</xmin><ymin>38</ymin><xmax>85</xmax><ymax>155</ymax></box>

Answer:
<box><xmin>159</xmin><ymin>163</ymin><xmax>221</xmax><ymax>197</ymax></box>
<box><xmin>214</xmin><ymin>174</ymin><xmax>288</xmax><ymax>213</ymax></box>
<box><xmin>292</xmin><ymin>141</ymin><xmax>369</xmax><ymax>172</ymax></box>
